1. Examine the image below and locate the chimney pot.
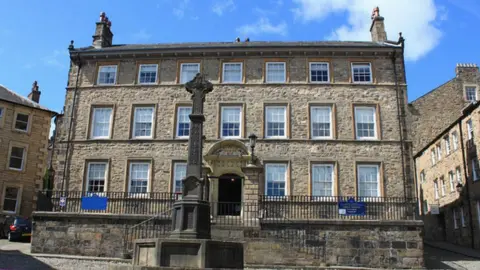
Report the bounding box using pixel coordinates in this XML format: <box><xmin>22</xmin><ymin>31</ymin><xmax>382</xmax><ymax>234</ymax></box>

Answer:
<box><xmin>370</xmin><ymin>6</ymin><xmax>387</xmax><ymax>43</ymax></box>
<box><xmin>28</xmin><ymin>81</ymin><xmax>41</xmax><ymax>103</ymax></box>
<box><xmin>93</xmin><ymin>11</ymin><xmax>114</xmax><ymax>48</ymax></box>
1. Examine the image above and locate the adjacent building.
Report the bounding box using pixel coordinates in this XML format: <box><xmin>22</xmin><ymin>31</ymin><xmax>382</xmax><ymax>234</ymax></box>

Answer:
<box><xmin>411</xmin><ymin>64</ymin><xmax>480</xmax><ymax>249</ymax></box>
<box><xmin>0</xmin><ymin>82</ymin><xmax>56</xmax><ymax>216</ymax></box>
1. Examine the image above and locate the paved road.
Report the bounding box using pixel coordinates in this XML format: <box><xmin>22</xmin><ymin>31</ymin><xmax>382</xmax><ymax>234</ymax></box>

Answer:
<box><xmin>425</xmin><ymin>245</ymin><xmax>480</xmax><ymax>270</ymax></box>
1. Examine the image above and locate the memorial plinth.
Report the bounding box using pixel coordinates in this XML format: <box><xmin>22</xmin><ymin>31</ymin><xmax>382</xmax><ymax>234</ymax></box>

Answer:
<box><xmin>132</xmin><ymin>74</ymin><xmax>244</xmax><ymax>269</ymax></box>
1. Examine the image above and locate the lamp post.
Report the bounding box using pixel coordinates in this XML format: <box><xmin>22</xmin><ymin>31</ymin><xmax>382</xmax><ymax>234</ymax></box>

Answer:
<box><xmin>248</xmin><ymin>133</ymin><xmax>258</xmax><ymax>165</ymax></box>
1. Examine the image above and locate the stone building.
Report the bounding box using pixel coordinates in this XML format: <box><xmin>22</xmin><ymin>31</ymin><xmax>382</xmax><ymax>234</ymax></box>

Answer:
<box><xmin>411</xmin><ymin>64</ymin><xmax>480</xmax><ymax>249</ymax></box>
<box><xmin>0</xmin><ymin>82</ymin><xmax>56</xmax><ymax>216</ymax></box>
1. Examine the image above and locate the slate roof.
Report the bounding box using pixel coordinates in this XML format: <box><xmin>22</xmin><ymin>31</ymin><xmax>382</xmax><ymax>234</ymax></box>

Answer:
<box><xmin>0</xmin><ymin>85</ymin><xmax>56</xmax><ymax>114</ymax></box>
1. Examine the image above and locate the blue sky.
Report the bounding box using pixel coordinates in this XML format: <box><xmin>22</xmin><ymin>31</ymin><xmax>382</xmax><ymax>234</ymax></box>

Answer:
<box><xmin>0</xmin><ymin>0</ymin><xmax>479</xmax><ymax>117</ymax></box>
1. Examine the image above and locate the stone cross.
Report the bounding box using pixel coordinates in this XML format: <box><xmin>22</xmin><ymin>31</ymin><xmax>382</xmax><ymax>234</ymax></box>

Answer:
<box><xmin>182</xmin><ymin>73</ymin><xmax>213</xmax><ymax>199</ymax></box>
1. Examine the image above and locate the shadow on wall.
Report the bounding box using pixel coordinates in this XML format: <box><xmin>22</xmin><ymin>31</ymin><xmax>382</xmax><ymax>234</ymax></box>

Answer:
<box><xmin>0</xmin><ymin>250</ymin><xmax>52</xmax><ymax>270</ymax></box>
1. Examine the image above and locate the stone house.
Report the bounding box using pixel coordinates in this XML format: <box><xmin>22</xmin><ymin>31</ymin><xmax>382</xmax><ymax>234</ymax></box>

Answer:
<box><xmin>411</xmin><ymin>64</ymin><xmax>480</xmax><ymax>249</ymax></box>
<box><xmin>0</xmin><ymin>82</ymin><xmax>56</xmax><ymax>216</ymax></box>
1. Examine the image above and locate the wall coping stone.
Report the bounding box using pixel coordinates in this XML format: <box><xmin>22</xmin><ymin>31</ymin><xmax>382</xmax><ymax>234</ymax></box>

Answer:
<box><xmin>261</xmin><ymin>218</ymin><xmax>423</xmax><ymax>227</ymax></box>
<box><xmin>32</xmin><ymin>211</ymin><xmax>170</xmax><ymax>221</ymax></box>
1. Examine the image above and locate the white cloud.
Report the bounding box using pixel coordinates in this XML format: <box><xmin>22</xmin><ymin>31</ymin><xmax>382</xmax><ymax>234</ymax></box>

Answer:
<box><xmin>132</xmin><ymin>29</ymin><xmax>152</xmax><ymax>42</ymax></box>
<box><xmin>212</xmin><ymin>0</ymin><xmax>236</xmax><ymax>16</ymax></box>
<box><xmin>237</xmin><ymin>17</ymin><xmax>287</xmax><ymax>37</ymax></box>
<box><xmin>292</xmin><ymin>0</ymin><xmax>444</xmax><ymax>61</ymax></box>
<box><xmin>173</xmin><ymin>0</ymin><xmax>190</xmax><ymax>19</ymax></box>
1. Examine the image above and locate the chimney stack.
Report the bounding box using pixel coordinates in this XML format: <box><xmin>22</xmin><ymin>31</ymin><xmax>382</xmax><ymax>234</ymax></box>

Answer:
<box><xmin>92</xmin><ymin>12</ymin><xmax>113</xmax><ymax>49</ymax></box>
<box><xmin>455</xmin><ymin>63</ymin><xmax>479</xmax><ymax>78</ymax></box>
<box><xmin>370</xmin><ymin>7</ymin><xmax>387</xmax><ymax>43</ymax></box>
<box><xmin>28</xmin><ymin>81</ymin><xmax>41</xmax><ymax>103</ymax></box>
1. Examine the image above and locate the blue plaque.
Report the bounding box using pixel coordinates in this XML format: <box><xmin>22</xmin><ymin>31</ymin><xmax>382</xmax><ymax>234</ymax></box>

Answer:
<box><xmin>338</xmin><ymin>197</ymin><xmax>366</xmax><ymax>216</ymax></box>
<box><xmin>81</xmin><ymin>195</ymin><xmax>108</xmax><ymax>211</ymax></box>
<box><xmin>59</xmin><ymin>197</ymin><xmax>67</xmax><ymax>207</ymax></box>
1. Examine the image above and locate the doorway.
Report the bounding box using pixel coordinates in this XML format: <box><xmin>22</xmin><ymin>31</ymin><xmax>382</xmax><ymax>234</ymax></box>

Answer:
<box><xmin>217</xmin><ymin>174</ymin><xmax>242</xmax><ymax>216</ymax></box>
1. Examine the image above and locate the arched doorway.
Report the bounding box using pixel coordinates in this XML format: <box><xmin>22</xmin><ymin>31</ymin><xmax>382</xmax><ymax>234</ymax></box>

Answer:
<box><xmin>217</xmin><ymin>173</ymin><xmax>243</xmax><ymax>216</ymax></box>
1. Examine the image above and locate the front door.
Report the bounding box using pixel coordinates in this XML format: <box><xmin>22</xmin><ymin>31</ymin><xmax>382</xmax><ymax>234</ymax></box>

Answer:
<box><xmin>218</xmin><ymin>174</ymin><xmax>242</xmax><ymax>216</ymax></box>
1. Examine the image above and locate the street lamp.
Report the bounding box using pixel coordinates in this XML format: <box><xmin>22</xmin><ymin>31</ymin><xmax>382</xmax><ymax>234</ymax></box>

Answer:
<box><xmin>248</xmin><ymin>133</ymin><xmax>258</xmax><ymax>165</ymax></box>
<box><xmin>456</xmin><ymin>183</ymin><xmax>464</xmax><ymax>193</ymax></box>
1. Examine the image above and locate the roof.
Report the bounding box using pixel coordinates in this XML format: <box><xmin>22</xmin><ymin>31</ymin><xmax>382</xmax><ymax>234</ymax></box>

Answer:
<box><xmin>0</xmin><ymin>85</ymin><xmax>56</xmax><ymax>114</ymax></box>
<box><xmin>72</xmin><ymin>40</ymin><xmax>401</xmax><ymax>53</ymax></box>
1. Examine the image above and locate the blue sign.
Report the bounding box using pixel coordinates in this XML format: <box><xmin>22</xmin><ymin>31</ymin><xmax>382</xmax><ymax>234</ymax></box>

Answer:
<box><xmin>59</xmin><ymin>197</ymin><xmax>67</xmax><ymax>207</ymax></box>
<box><xmin>81</xmin><ymin>195</ymin><xmax>108</xmax><ymax>211</ymax></box>
<box><xmin>338</xmin><ymin>197</ymin><xmax>366</xmax><ymax>216</ymax></box>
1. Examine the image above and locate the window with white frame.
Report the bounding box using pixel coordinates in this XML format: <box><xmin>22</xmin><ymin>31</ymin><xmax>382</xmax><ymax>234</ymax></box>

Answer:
<box><xmin>444</xmin><ymin>135</ymin><xmax>451</xmax><ymax>155</ymax></box>
<box><xmin>351</xmin><ymin>63</ymin><xmax>372</xmax><ymax>83</ymax></box>
<box><xmin>2</xmin><ymin>186</ymin><xmax>21</xmax><ymax>213</ymax></box>
<box><xmin>465</xmin><ymin>86</ymin><xmax>477</xmax><ymax>102</ymax></box>
<box><xmin>173</xmin><ymin>162</ymin><xmax>187</xmax><ymax>193</ymax></box>
<box><xmin>133</xmin><ymin>107</ymin><xmax>154</xmax><ymax>139</ymax></box>
<box><xmin>91</xmin><ymin>107</ymin><xmax>113</xmax><ymax>139</ymax></box>
<box><xmin>180</xmin><ymin>63</ymin><xmax>200</xmax><ymax>84</ymax></box>
<box><xmin>14</xmin><ymin>113</ymin><xmax>29</xmax><ymax>132</ymax></box>
<box><xmin>436</xmin><ymin>143</ymin><xmax>442</xmax><ymax>161</ymax></box>
<box><xmin>265</xmin><ymin>62</ymin><xmax>286</xmax><ymax>83</ymax></box>
<box><xmin>222</xmin><ymin>62</ymin><xmax>243</xmax><ymax>83</ymax></box>
<box><xmin>311</xmin><ymin>164</ymin><xmax>334</xmax><ymax>196</ymax></box>
<box><xmin>440</xmin><ymin>177</ymin><xmax>446</xmax><ymax>197</ymax></box>
<box><xmin>221</xmin><ymin>106</ymin><xmax>242</xmax><ymax>138</ymax></box>
<box><xmin>420</xmin><ymin>171</ymin><xmax>425</xmax><ymax>184</ymax></box>
<box><xmin>310</xmin><ymin>106</ymin><xmax>332</xmax><ymax>139</ymax></box>
<box><xmin>357</xmin><ymin>164</ymin><xmax>380</xmax><ymax>197</ymax></box>
<box><xmin>472</xmin><ymin>158</ymin><xmax>480</xmax><ymax>181</ymax></box>
<box><xmin>449</xmin><ymin>171</ymin><xmax>455</xmax><ymax>192</ymax></box>
<box><xmin>309</xmin><ymin>62</ymin><xmax>329</xmax><ymax>83</ymax></box>
<box><xmin>434</xmin><ymin>180</ymin><xmax>439</xmax><ymax>199</ymax></box>
<box><xmin>453</xmin><ymin>208</ymin><xmax>458</xmax><ymax>229</ymax></box>
<box><xmin>128</xmin><ymin>162</ymin><xmax>150</xmax><ymax>193</ymax></box>
<box><xmin>431</xmin><ymin>149</ymin><xmax>436</xmax><ymax>165</ymax></box>
<box><xmin>9</xmin><ymin>146</ymin><xmax>25</xmax><ymax>171</ymax></box>
<box><xmin>265</xmin><ymin>106</ymin><xmax>287</xmax><ymax>138</ymax></box>
<box><xmin>97</xmin><ymin>65</ymin><xmax>117</xmax><ymax>85</ymax></box>
<box><xmin>467</xmin><ymin>119</ymin><xmax>474</xmax><ymax>140</ymax></box>
<box><xmin>452</xmin><ymin>131</ymin><xmax>459</xmax><ymax>151</ymax></box>
<box><xmin>354</xmin><ymin>106</ymin><xmax>377</xmax><ymax>140</ymax></box>
<box><xmin>138</xmin><ymin>64</ymin><xmax>158</xmax><ymax>84</ymax></box>
<box><xmin>456</xmin><ymin>167</ymin><xmax>462</xmax><ymax>184</ymax></box>
<box><xmin>86</xmin><ymin>162</ymin><xmax>107</xmax><ymax>192</ymax></box>
<box><xmin>176</xmin><ymin>106</ymin><xmax>192</xmax><ymax>138</ymax></box>
<box><xmin>265</xmin><ymin>163</ymin><xmax>287</xmax><ymax>197</ymax></box>
<box><xmin>461</xmin><ymin>207</ymin><xmax>466</xmax><ymax>227</ymax></box>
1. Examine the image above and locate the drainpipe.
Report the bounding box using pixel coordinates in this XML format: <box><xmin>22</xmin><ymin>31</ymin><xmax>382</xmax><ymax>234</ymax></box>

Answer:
<box><xmin>60</xmin><ymin>54</ymin><xmax>82</xmax><ymax>193</ymax></box>
<box><xmin>458</xmin><ymin>120</ymin><xmax>476</xmax><ymax>249</ymax></box>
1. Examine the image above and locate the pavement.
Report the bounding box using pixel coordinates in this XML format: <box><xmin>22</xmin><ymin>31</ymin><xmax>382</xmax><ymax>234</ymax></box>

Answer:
<box><xmin>424</xmin><ymin>242</ymin><xmax>480</xmax><ymax>270</ymax></box>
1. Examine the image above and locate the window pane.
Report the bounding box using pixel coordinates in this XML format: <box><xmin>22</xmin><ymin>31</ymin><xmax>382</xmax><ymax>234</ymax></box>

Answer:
<box><xmin>129</xmin><ymin>163</ymin><xmax>150</xmax><ymax>193</ymax></box>
<box><xmin>180</xmin><ymin>64</ymin><xmax>200</xmax><ymax>83</ymax></box>
<box><xmin>266</xmin><ymin>107</ymin><xmax>286</xmax><ymax>138</ymax></box>
<box><xmin>352</xmin><ymin>63</ymin><xmax>372</xmax><ymax>83</ymax></box>
<box><xmin>355</xmin><ymin>107</ymin><xmax>376</xmax><ymax>139</ymax></box>
<box><xmin>92</xmin><ymin>108</ymin><xmax>112</xmax><ymax>138</ymax></box>
<box><xmin>221</xmin><ymin>107</ymin><xmax>241</xmax><ymax>137</ymax></box>
<box><xmin>266</xmin><ymin>164</ymin><xmax>287</xmax><ymax>196</ymax></box>
<box><xmin>173</xmin><ymin>163</ymin><xmax>187</xmax><ymax>193</ymax></box>
<box><xmin>0</xmin><ymin>107</ymin><xmax>4</xmax><ymax>117</ymax></box>
<box><xmin>3</xmin><ymin>187</ymin><xmax>19</xmax><ymax>212</ymax></box>
<box><xmin>139</xmin><ymin>64</ymin><xmax>157</xmax><ymax>84</ymax></box>
<box><xmin>87</xmin><ymin>163</ymin><xmax>107</xmax><ymax>192</ymax></box>
<box><xmin>357</xmin><ymin>165</ymin><xmax>379</xmax><ymax>197</ymax></box>
<box><xmin>134</xmin><ymin>107</ymin><xmax>154</xmax><ymax>138</ymax></box>
<box><xmin>266</xmin><ymin>62</ymin><xmax>286</xmax><ymax>83</ymax></box>
<box><xmin>223</xmin><ymin>63</ymin><xmax>242</xmax><ymax>83</ymax></box>
<box><xmin>310</xmin><ymin>63</ymin><xmax>329</xmax><ymax>82</ymax></box>
<box><xmin>15</xmin><ymin>113</ymin><xmax>29</xmax><ymax>131</ymax></box>
<box><xmin>466</xmin><ymin>87</ymin><xmax>477</xmax><ymax>102</ymax></box>
<box><xmin>312</xmin><ymin>164</ymin><xmax>333</xmax><ymax>196</ymax></box>
<box><xmin>9</xmin><ymin>146</ymin><xmax>24</xmax><ymax>169</ymax></box>
<box><xmin>311</xmin><ymin>106</ymin><xmax>331</xmax><ymax>138</ymax></box>
<box><xmin>98</xmin><ymin>66</ymin><xmax>117</xmax><ymax>85</ymax></box>
<box><xmin>177</xmin><ymin>107</ymin><xmax>192</xmax><ymax>137</ymax></box>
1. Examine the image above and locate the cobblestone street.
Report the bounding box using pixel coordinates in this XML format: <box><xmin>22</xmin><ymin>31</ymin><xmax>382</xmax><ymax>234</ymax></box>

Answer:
<box><xmin>425</xmin><ymin>245</ymin><xmax>480</xmax><ymax>270</ymax></box>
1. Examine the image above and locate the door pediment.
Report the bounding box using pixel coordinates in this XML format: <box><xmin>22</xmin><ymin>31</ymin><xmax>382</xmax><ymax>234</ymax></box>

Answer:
<box><xmin>204</xmin><ymin>140</ymin><xmax>250</xmax><ymax>161</ymax></box>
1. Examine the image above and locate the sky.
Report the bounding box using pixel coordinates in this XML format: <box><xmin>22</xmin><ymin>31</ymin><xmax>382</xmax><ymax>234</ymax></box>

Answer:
<box><xmin>0</xmin><ymin>0</ymin><xmax>479</xmax><ymax>121</ymax></box>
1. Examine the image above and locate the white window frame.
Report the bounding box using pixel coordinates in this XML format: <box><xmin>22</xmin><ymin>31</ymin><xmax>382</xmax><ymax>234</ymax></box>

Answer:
<box><xmin>351</xmin><ymin>62</ymin><xmax>372</xmax><ymax>83</ymax></box>
<box><xmin>97</xmin><ymin>65</ymin><xmax>117</xmax><ymax>85</ymax></box>
<box><xmin>265</xmin><ymin>163</ymin><xmax>288</xmax><ymax>197</ymax></box>
<box><xmin>310</xmin><ymin>106</ymin><xmax>333</xmax><ymax>139</ymax></box>
<box><xmin>456</xmin><ymin>167</ymin><xmax>463</xmax><ymax>184</ymax></box>
<box><xmin>431</xmin><ymin>149</ymin><xmax>436</xmax><ymax>165</ymax></box>
<box><xmin>449</xmin><ymin>171</ymin><xmax>455</xmax><ymax>192</ymax></box>
<box><xmin>311</xmin><ymin>164</ymin><xmax>335</xmax><ymax>197</ymax></box>
<box><xmin>356</xmin><ymin>164</ymin><xmax>381</xmax><ymax>197</ymax></box>
<box><xmin>176</xmin><ymin>106</ymin><xmax>192</xmax><ymax>139</ymax></box>
<box><xmin>465</xmin><ymin>86</ymin><xmax>477</xmax><ymax>102</ymax></box>
<box><xmin>452</xmin><ymin>132</ymin><xmax>459</xmax><ymax>151</ymax></box>
<box><xmin>220</xmin><ymin>106</ymin><xmax>242</xmax><ymax>139</ymax></box>
<box><xmin>467</xmin><ymin>119</ymin><xmax>474</xmax><ymax>140</ymax></box>
<box><xmin>436</xmin><ymin>144</ymin><xmax>442</xmax><ymax>161</ymax></box>
<box><xmin>420</xmin><ymin>171</ymin><xmax>425</xmax><ymax>184</ymax></box>
<box><xmin>434</xmin><ymin>180</ymin><xmax>439</xmax><ymax>199</ymax></box>
<box><xmin>132</xmin><ymin>106</ymin><xmax>155</xmax><ymax>139</ymax></box>
<box><xmin>265</xmin><ymin>62</ymin><xmax>286</xmax><ymax>83</ymax></box>
<box><xmin>137</xmin><ymin>64</ymin><xmax>158</xmax><ymax>85</ymax></box>
<box><xmin>180</xmin><ymin>63</ymin><xmax>200</xmax><ymax>84</ymax></box>
<box><xmin>14</xmin><ymin>112</ymin><xmax>30</xmax><ymax>132</ymax></box>
<box><xmin>309</xmin><ymin>62</ymin><xmax>330</xmax><ymax>83</ymax></box>
<box><xmin>440</xmin><ymin>177</ymin><xmax>446</xmax><ymax>197</ymax></box>
<box><xmin>444</xmin><ymin>135</ymin><xmax>451</xmax><ymax>155</ymax></box>
<box><xmin>354</xmin><ymin>106</ymin><xmax>377</xmax><ymax>140</ymax></box>
<box><xmin>1</xmin><ymin>185</ymin><xmax>23</xmax><ymax>214</ymax></box>
<box><xmin>8</xmin><ymin>145</ymin><xmax>26</xmax><ymax>171</ymax></box>
<box><xmin>172</xmin><ymin>162</ymin><xmax>187</xmax><ymax>194</ymax></box>
<box><xmin>265</xmin><ymin>106</ymin><xmax>287</xmax><ymax>139</ymax></box>
<box><xmin>90</xmin><ymin>107</ymin><xmax>113</xmax><ymax>139</ymax></box>
<box><xmin>85</xmin><ymin>162</ymin><xmax>108</xmax><ymax>193</ymax></box>
<box><xmin>222</xmin><ymin>62</ymin><xmax>243</xmax><ymax>83</ymax></box>
<box><xmin>453</xmin><ymin>209</ymin><xmax>458</xmax><ymax>229</ymax></box>
<box><xmin>128</xmin><ymin>162</ymin><xmax>151</xmax><ymax>194</ymax></box>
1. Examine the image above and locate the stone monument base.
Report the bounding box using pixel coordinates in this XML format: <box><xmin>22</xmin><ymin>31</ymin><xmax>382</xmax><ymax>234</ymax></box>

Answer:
<box><xmin>133</xmin><ymin>238</ymin><xmax>244</xmax><ymax>269</ymax></box>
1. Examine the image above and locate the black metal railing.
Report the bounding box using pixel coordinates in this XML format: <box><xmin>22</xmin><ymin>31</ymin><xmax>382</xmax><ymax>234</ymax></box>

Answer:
<box><xmin>259</xmin><ymin>195</ymin><xmax>417</xmax><ymax>220</ymax></box>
